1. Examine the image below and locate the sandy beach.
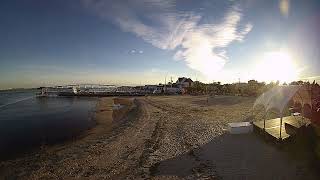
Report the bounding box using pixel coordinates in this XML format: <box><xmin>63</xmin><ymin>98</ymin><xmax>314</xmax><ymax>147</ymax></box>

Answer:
<box><xmin>0</xmin><ymin>95</ymin><xmax>318</xmax><ymax>179</ymax></box>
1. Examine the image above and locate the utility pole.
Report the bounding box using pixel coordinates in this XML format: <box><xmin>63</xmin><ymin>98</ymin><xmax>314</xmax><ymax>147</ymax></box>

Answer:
<box><xmin>164</xmin><ymin>76</ymin><xmax>167</xmax><ymax>93</ymax></box>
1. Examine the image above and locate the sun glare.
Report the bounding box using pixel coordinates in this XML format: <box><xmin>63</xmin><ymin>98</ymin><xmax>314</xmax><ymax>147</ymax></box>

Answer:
<box><xmin>254</xmin><ymin>51</ymin><xmax>298</xmax><ymax>83</ymax></box>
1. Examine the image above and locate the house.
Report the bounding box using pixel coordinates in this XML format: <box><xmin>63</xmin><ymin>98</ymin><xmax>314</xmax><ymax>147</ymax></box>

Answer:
<box><xmin>143</xmin><ymin>77</ymin><xmax>193</xmax><ymax>95</ymax></box>
<box><xmin>176</xmin><ymin>77</ymin><xmax>194</xmax><ymax>89</ymax></box>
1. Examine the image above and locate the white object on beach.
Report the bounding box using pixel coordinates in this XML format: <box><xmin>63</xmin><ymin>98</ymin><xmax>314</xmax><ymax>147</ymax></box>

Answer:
<box><xmin>292</xmin><ymin>112</ymin><xmax>301</xmax><ymax>116</ymax></box>
<box><xmin>228</xmin><ymin>122</ymin><xmax>253</xmax><ymax>134</ymax></box>
<box><xmin>112</xmin><ymin>104</ymin><xmax>124</xmax><ymax>110</ymax></box>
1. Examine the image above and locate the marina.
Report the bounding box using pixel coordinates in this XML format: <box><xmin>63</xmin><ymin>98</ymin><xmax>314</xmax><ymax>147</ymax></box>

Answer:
<box><xmin>38</xmin><ymin>83</ymin><xmax>182</xmax><ymax>97</ymax></box>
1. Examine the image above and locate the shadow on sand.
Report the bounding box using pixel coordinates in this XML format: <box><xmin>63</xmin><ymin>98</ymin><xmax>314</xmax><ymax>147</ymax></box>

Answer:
<box><xmin>151</xmin><ymin>133</ymin><xmax>319</xmax><ymax>179</ymax></box>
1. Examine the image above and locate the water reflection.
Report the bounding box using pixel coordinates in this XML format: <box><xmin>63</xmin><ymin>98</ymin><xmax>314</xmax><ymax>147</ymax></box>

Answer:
<box><xmin>0</xmin><ymin>96</ymin><xmax>98</xmax><ymax>160</ymax></box>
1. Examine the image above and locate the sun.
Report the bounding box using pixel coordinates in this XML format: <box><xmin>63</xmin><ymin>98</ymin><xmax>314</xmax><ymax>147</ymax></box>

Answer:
<box><xmin>254</xmin><ymin>51</ymin><xmax>298</xmax><ymax>83</ymax></box>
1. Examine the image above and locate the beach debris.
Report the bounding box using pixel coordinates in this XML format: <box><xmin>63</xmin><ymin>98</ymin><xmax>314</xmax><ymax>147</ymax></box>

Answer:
<box><xmin>112</xmin><ymin>104</ymin><xmax>124</xmax><ymax>110</ymax></box>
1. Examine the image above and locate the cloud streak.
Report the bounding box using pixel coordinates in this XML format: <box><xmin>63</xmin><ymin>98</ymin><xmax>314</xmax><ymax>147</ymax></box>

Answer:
<box><xmin>83</xmin><ymin>0</ymin><xmax>252</xmax><ymax>79</ymax></box>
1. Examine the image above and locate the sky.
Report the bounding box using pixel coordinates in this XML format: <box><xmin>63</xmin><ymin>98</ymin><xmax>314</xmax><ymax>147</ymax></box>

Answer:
<box><xmin>0</xmin><ymin>0</ymin><xmax>320</xmax><ymax>89</ymax></box>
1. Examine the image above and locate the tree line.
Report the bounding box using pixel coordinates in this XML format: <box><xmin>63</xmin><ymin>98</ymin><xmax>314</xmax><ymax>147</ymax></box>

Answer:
<box><xmin>186</xmin><ymin>80</ymin><xmax>320</xmax><ymax>97</ymax></box>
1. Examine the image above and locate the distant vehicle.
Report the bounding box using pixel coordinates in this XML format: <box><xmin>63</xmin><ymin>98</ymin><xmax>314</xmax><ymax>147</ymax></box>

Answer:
<box><xmin>153</xmin><ymin>89</ymin><xmax>162</xmax><ymax>94</ymax></box>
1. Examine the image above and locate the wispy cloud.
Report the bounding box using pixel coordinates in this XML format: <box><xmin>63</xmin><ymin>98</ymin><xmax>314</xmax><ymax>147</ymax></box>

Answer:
<box><xmin>83</xmin><ymin>0</ymin><xmax>252</xmax><ymax>79</ymax></box>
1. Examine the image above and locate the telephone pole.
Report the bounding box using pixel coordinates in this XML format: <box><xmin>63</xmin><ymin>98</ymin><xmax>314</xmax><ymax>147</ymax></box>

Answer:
<box><xmin>164</xmin><ymin>76</ymin><xmax>167</xmax><ymax>93</ymax></box>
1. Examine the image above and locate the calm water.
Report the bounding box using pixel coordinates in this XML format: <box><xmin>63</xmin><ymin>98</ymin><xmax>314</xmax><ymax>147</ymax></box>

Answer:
<box><xmin>0</xmin><ymin>89</ymin><xmax>98</xmax><ymax>160</ymax></box>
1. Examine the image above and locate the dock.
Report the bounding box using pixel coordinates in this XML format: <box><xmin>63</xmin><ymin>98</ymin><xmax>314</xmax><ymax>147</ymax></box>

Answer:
<box><xmin>253</xmin><ymin>116</ymin><xmax>310</xmax><ymax>140</ymax></box>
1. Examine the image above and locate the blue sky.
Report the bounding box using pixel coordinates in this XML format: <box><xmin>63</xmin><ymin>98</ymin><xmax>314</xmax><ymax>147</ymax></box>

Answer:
<box><xmin>0</xmin><ymin>0</ymin><xmax>320</xmax><ymax>89</ymax></box>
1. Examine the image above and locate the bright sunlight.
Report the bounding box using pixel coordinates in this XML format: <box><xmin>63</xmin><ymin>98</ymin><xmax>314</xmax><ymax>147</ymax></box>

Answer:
<box><xmin>254</xmin><ymin>51</ymin><xmax>299</xmax><ymax>83</ymax></box>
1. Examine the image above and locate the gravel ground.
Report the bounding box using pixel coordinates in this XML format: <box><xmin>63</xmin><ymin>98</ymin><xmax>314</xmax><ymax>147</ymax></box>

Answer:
<box><xmin>0</xmin><ymin>95</ymin><xmax>318</xmax><ymax>179</ymax></box>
